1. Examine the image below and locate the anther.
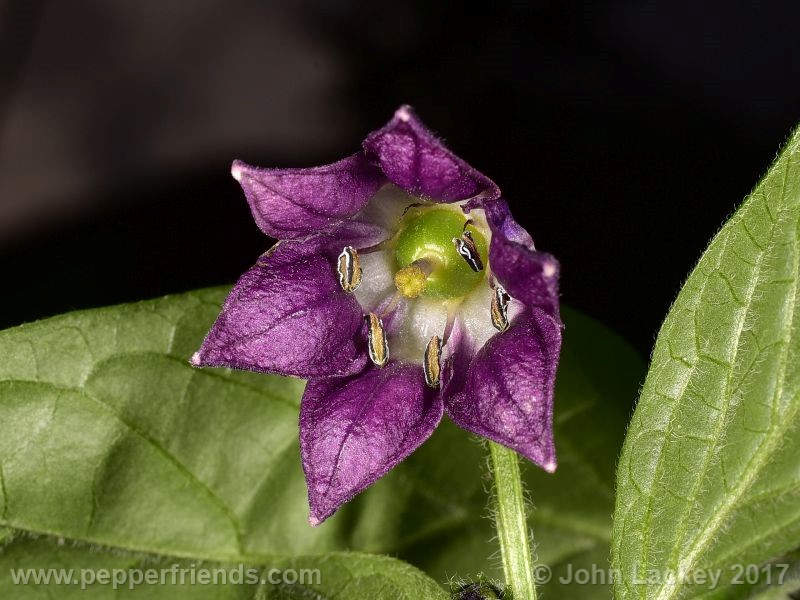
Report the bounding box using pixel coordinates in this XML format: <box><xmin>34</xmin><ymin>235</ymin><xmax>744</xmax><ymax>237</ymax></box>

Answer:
<box><xmin>490</xmin><ymin>285</ymin><xmax>512</xmax><ymax>332</ymax></box>
<box><xmin>337</xmin><ymin>246</ymin><xmax>362</xmax><ymax>293</ymax></box>
<box><xmin>423</xmin><ymin>335</ymin><xmax>443</xmax><ymax>388</ymax></box>
<box><xmin>452</xmin><ymin>229</ymin><xmax>484</xmax><ymax>272</ymax></box>
<box><xmin>366</xmin><ymin>313</ymin><xmax>389</xmax><ymax>367</ymax></box>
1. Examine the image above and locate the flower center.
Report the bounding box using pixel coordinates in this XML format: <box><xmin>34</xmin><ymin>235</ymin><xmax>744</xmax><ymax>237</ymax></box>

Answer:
<box><xmin>394</xmin><ymin>208</ymin><xmax>488</xmax><ymax>300</ymax></box>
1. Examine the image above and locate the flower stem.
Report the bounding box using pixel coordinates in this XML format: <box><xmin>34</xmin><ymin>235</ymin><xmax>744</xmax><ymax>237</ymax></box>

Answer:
<box><xmin>488</xmin><ymin>441</ymin><xmax>537</xmax><ymax>600</ymax></box>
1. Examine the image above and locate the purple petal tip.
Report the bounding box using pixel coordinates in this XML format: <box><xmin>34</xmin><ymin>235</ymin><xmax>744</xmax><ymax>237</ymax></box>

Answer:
<box><xmin>230</xmin><ymin>160</ymin><xmax>244</xmax><ymax>181</ymax></box>
<box><xmin>543</xmin><ymin>259</ymin><xmax>558</xmax><ymax>278</ymax></box>
<box><xmin>394</xmin><ymin>104</ymin><xmax>413</xmax><ymax>122</ymax></box>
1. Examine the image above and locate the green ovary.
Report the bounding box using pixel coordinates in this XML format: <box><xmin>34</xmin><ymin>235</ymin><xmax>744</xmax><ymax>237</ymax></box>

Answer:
<box><xmin>394</xmin><ymin>208</ymin><xmax>488</xmax><ymax>300</ymax></box>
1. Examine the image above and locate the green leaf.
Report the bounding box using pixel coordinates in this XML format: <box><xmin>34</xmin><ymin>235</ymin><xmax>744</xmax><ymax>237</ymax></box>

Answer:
<box><xmin>0</xmin><ymin>533</ymin><xmax>447</xmax><ymax>599</ymax></box>
<box><xmin>612</xmin><ymin>126</ymin><xmax>800</xmax><ymax>600</ymax></box>
<box><xmin>708</xmin><ymin>557</ymin><xmax>800</xmax><ymax>600</ymax></box>
<box><xmin>0</xmin><ymin>289</ymin><xmax>643</xmax><ymax>596</ymax></box>
<box><xmin>749</xmin><ymin>564</ymin><xmax>800</xmax><ymax>600</ymax></box>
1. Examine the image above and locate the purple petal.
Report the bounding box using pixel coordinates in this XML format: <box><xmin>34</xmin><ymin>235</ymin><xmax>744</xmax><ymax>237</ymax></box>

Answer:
<box><xmin>232</xmin><ymin>153</ymin><xmax>386</xmax><ymax>239</ymax></box>
<box><xmin>490</xmin><ymin>240</ymin><xmax>560</xmax><ymax>318</ymax></box>
<box><xmin>463</xmin><ymin>197</ymin><xmax>559</xmax><ymax>316</ymax></box>
<box><xmin>469</xmin><ymin>196</ymin><xmax>535</xmax><ymax>247</ymax></box>
<box><xmin>300</xmin><ymin>364</ymin><xmax>443</xmax><ymax>525</ymax></box>
<box><xmin>363</xmin><ymin>105</ymin><xmax>500</xmax><ymax>202</ymax></box>
<box><xmin>310</xmin><ymin>218</ymin><xmax>393</xmax><ymax>257</ymax></box>
<box><xmin>444</xmin><ymin>308</ymin><xmax>561</xmax><ymax>471</ymax></box>
<box><xmin>192</xmin><ymin>239</ymin><xmax>367</xmax><ymax>378</ymax></box>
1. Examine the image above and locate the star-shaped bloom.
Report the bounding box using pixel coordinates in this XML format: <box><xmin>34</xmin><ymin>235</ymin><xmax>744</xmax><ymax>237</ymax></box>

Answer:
<box><xmin>192</xmin><ymin>106</ymin><xmax>562</xmax><ymax>525</ymax></box>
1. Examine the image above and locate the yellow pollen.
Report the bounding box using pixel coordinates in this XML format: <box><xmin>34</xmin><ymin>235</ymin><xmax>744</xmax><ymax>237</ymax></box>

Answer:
<box><xmin>394</xmin><ymin>265</ymin><xmax>427</xmax><ymax>298</ymax></box>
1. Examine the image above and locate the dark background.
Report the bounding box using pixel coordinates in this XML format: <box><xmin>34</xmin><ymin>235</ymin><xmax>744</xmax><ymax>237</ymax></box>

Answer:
<box><xmin>1</xmin><ymin>0</ymin><xmax>799</xmax><ymax>355</ymax></box>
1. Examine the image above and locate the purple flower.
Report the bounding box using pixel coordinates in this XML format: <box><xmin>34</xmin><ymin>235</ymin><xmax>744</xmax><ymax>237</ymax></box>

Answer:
<box><xmin>192</xmin><ymin>106</ymin><xmax>562</xmax><ymax>525</ymax></box>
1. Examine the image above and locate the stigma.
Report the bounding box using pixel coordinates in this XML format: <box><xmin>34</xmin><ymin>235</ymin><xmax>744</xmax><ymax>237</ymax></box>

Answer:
<box><xmin>394</xmin><ymin>264</ymin><xmax>427</xmax><ymax>298</ymax></box>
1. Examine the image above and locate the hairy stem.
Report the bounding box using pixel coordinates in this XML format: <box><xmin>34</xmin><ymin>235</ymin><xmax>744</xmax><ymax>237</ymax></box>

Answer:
<box><xmin>489</xmin><ymin>441</ymin><xmax>537</xmax><ymax>600</ymax></box>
